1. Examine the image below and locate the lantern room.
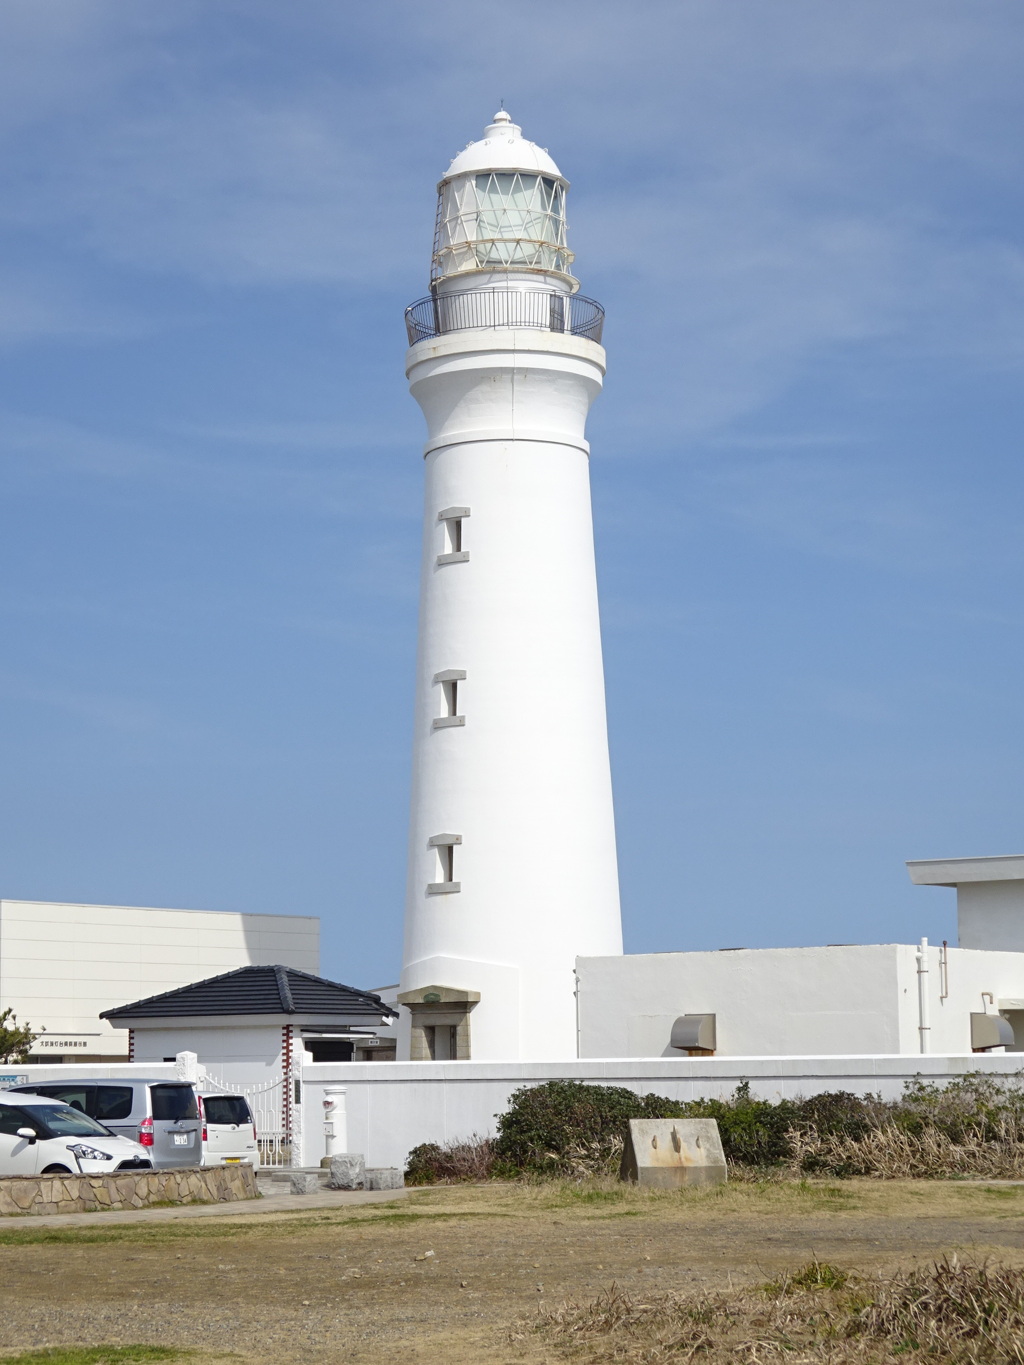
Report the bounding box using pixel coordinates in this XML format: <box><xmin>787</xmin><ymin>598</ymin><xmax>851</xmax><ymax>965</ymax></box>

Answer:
<box><xmin>431</xmin><ymin>111</ymin><xmax>576</xmax><ymax>288</ymax></box>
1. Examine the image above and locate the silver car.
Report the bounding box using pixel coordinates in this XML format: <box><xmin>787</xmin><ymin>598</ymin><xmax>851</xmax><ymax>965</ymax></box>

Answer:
<box><xmin>11</xmin><ymin>1079</ymin><xmax>201</xmax><ymax>1169</ymax></box>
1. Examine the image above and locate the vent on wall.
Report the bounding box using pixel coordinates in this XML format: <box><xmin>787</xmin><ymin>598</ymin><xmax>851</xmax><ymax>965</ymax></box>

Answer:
<box><xmin>971</xmin><ymin>1012</ymin><xmax>1015</xmax><ymax>1051</ymax></box>
<box><xmin>670</xmin><ymin>1014</ymin><xmax>716</xmax><ymax>1056</ymax></box>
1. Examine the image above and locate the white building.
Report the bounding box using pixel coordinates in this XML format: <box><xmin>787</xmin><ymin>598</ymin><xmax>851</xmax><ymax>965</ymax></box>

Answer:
<box><xmin>0</xmin><ymin>899</ymin><xmax>318</xmax><ymax>1062</ymax></box>
<box><xmin>398</xmin><ymin>111</ymin><xmax>623</xmax><ymax>1062</ymax></box>
<box><xmin>573</xmin><ymin>853</ymin><xmax>1024</xmax><ymax>1059</ymax></box>
<box><xmin>577</xmin><ymin>942</ymin><xmax>1024</xmax><ymax>1058</ymax></box>
<box><xmin>907</xmin><ymin>854</ymin><xmax>1024</xmax><ymax>952</ymax></box>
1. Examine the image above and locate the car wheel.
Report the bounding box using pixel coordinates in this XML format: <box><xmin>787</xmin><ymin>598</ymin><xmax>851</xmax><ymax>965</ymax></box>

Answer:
<box><xmin>41</xmin><ymin>1164</ymin><xmax>72</xmax><ymax>1174</ymax></box>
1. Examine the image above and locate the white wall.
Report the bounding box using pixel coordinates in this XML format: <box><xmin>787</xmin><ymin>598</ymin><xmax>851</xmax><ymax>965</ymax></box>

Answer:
<box><xmin>958</xmin><ymin>882</ymin><xmax>1024</xmax><ymax>952</ymax></box>
<box><xmin>0</xmin><ymin>1062</ymin><xmax>179</xmax><ymax>1086</ymax></box>
<box><xmin>578</xmin><ymin>946</ymin><xmax>903</xmax><ymax>1057</ymax></box>
<box><xmin>893</xmin><ymin>943</ymin><xmax>1024</xmax><ymax>1052</ymax></box>
<box><xmin>296</xmin><ymin>1054</ymin><xmax>1024</xmax><ymax>1170</ymax></box>
<box><xmin>0</xmin><ymin>900</ymin><xmax>319</xmax><ymax>1060</ymax></box>
<box><xmin>577</xmin><ymin>944</ymin><xmax>1024</xmax><ymax>1058</ymax></box>
<box><xmin>130</xmin><ymin>1024</ymin><xmax>286</xmax><ymax>1080</ymax></box>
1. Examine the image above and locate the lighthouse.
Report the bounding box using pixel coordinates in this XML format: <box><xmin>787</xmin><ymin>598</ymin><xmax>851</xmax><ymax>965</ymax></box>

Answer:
<box><xmin>396</xmin><ymin>111</ymin><xmax>623</xmax><ymax>1062</ymax></box>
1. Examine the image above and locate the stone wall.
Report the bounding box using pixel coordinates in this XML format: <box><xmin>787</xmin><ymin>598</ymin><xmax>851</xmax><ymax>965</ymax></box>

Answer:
<box><xmin>0</xmin><ymin>1162</ymin><xmax>258</xmax><ymax>1217</ymax></box>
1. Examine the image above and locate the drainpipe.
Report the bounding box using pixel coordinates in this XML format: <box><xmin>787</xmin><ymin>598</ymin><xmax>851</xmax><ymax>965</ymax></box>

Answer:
<box><xmin>916</xmin><ymin>938</ymin><xmax>930</xmax><ymax>1054</ymax></box>
<box><xmin>940</xmin><ymin>940</ymin><xmax>949</xmax><ymax>1002</ymax></box>
<box><xmin>573</xmin><ymin>968</ymin><xmax>581</xmax><ymax>1059</ymax></box>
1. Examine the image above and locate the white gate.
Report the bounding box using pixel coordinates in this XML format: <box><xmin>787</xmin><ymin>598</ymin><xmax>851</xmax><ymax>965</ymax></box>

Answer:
<box><xmin>199</xmin><ymin>1068</ymin><xmax>289</xmax><ymax>1166</ymax></box>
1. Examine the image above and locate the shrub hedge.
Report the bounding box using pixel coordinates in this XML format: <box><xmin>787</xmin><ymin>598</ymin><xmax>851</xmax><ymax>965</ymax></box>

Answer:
<box><xmin>404</xmin><ymin>1073</ymin><xmax>1024</xmax><ymax>1183</ymax></box>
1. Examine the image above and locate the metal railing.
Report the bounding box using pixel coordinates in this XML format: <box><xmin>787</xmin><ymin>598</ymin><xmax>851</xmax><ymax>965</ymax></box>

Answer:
<box><xmin>199</xmin><ymin>1066</ymin><xmax>289</xmax><ymax>1167</ymax></box>
<box><xmin>405</xmin><ymin>289</ymin><xmax>604</xmax><ymax>345</ymax></box>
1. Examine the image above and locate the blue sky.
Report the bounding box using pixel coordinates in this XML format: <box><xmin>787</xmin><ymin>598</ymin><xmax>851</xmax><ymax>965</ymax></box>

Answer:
<box><xmin>1</xmin><ymin>1</ymin><xmax>1022</xmax><ymax>986</ymax></box>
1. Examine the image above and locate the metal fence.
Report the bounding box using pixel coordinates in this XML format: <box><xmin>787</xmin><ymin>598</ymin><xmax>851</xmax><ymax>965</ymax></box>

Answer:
<box><xmin>200</xmin><ymin>1067</ymin><xmax>289</xmax><ymax>1167</ymax></box>
<box><xmin>405</xmin><ymin>289</ymin><xmax>604</xmax><ymax>345</ymax></box>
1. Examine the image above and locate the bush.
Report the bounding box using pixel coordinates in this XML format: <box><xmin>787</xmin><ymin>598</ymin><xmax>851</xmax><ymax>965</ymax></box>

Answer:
<box><xmin>494</xmin><ymin>1080</ymin><xmax>689</xmax><ymax>1177</ymax></box>
<box><xmin>674</xmin><ymin>1080</ymin><xmax>802</xmax><ymax>1167</ymax></box>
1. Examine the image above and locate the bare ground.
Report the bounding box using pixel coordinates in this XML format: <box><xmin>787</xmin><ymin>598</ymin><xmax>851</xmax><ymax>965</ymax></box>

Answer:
<box><xmin>2</xmin><ymin>1179</ymin><xmax>1024</xmax><ymax>1364</ymax></box>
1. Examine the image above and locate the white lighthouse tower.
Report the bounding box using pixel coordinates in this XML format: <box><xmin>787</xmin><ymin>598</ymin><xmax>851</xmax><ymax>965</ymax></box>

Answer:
<box><xmin>397</xmin><ymin>111</ymin><xmax>623</xmax><ymax>1062</ymax></box>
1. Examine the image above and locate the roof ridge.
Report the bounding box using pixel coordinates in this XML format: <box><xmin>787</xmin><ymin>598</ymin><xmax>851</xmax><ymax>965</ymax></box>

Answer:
<box><xmin>100</xmin><ymin>962</ymin><xmax>399</xmax><ymax>1021</ymax></box>
<box><xmin>274</xmin><ymin>964</ymin><xmax>296</xmax><ymax>1013</ymax></box>
<box><xmin>282</xmin><ymin>964</ymin><xmax>388</xmax><ymax>1007</ymax></box>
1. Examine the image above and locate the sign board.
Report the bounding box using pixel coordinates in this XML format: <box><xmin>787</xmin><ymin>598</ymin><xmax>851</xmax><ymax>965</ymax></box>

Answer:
<box><xmin>0</xmin><ymin>1075</ymin><xmax>29</xmax><ymax>1086</ymax></box>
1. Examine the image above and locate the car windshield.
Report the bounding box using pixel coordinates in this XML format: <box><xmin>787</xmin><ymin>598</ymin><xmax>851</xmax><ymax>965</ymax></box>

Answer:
<box><xmin>21</xmin><ymin>1104</ymin><xmax>114</xmax><ymax>1139</ymax></box>
<box><xmin>151</xmin><ymin>1085</ymin><xmax>198</xmax><ymax>1121</ymax></box>
<box><xmin>202</xmin><ymin>1095</ymin><xmax>251</xmax><ymax>1126</ymax></box>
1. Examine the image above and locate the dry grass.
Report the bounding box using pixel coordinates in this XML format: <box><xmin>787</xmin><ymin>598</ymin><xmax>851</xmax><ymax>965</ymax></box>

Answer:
<box><xmin>404</xmin><ymin>1134</ymin><xmax>498</xmax><ymax>1184</ymax></box>
<box><xmin>529</xmin><ymin>1257</ymin><xmax>1024</xmax><ymax>1363</ymax></box>
<box><xmin>5</xmin><ymin>1179</ymin><xmax>1024</xmax><ymax>1364</ymax></box>
<box><xmin>790</xmin><ymin>1120</ymin><xmax>1024</xmax><ymax>1180</ymax></box>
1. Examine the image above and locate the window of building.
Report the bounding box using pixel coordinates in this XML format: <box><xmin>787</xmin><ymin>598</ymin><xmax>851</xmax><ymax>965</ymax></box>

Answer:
<box><xmin>432</xmin><ymin>669</ymin><xmax>466</xmax><ymax>729</ymax></box>
<box><xmin>304</xmin><ymin>1039</ymin><xmax>354</xmax><ymax>1063</ymax></box>
<box><xmin>437</xmin><ymin>506</ymin><xmax>470</xmax><ymax>565</ymax></box>
<box><xmin>427</xmin><ymin>833</ymin><xmax>461</xmax><ymax>893</ymax></box>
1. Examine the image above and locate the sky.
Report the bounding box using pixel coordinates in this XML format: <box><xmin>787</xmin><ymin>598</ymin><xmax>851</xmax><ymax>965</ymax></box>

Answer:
<box><xmin>1</xmin><ymin>0</ymin><xmax>1023</xmax><ymax>988</ymax></box>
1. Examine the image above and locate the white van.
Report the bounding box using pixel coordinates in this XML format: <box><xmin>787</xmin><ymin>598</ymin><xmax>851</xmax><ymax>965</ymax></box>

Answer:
<box><xmin>197</xmin><ymin>1092</ymin><xmax>260</xmax><ymax>1167</ymax></box>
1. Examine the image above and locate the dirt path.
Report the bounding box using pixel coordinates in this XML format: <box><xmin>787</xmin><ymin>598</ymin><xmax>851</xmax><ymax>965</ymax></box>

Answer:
<box><xmin>1</xmin><ymin>1180</ymin><xmax>1023</xmax><ymax>1364</ymax></box>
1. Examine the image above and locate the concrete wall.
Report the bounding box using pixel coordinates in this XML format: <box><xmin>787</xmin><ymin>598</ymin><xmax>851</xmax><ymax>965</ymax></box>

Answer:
<box><xmin>129</xmin><ymin>1024</ymin><xmax>286</xmax><ymax>1080</ymax></box>
<box><xmin>0</xmin><ymin>900</ymin><xmax>319</xmax><ymax>1061</ymax></box>
<box><xmin>577</xmin><ymin>946</ymin><xmax>903</xmax><ymax>1057</ymax></box>
<box><xmin>295</xmin><ymin>1054</ymin><xmax>1024</xmax><ymax>1171</ymax></box>
<box><xmin>576</xmin><ymin>944</ymin><xmax>1024</xmax><ymax>1059</ymax></box>
<box><xmin>893</xmin><ymin>944</ymin><xmax>1024</xmax><ymax>1052</ymax></box>
<box><xmin>0</xmin><ymin>1062</ymin><xmax>179</xmax><ymax>1086</ymax></box>
<box><xmin>958</xmin><ymin>882</ymin><xmax>1024</xmax><ymax>952</ymax></box>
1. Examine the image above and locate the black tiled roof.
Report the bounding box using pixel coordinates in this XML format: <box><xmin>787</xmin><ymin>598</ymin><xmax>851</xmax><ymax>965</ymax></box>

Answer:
<box><xmin>101</xmin><ymin>965</ymin><xmax>398</xmax><ymax>1022</ymax></box>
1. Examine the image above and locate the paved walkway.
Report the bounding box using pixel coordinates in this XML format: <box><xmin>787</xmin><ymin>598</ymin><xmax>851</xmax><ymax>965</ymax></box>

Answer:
<box><xmin>0</xmin><ymin>1184</ymin><xmax>410</xmax><ymax>1231</ymax></box>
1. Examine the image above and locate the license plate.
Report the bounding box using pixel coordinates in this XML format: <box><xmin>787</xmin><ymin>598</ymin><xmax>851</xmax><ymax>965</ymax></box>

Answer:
<box><xmin>224</xmin><ymin>1157</ymin><xmax>241</xmax><ymax>1163</ymax></box>
<box><xmin>173</xmin><ymin>1133</ymin><xmax>191</xmax><ymax>1146</ymax></box>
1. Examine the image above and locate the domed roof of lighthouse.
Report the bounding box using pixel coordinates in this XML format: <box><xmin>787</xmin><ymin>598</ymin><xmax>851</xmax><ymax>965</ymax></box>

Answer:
<box><xmin>443</xmin><ymin>110</ymin><xmax>565</xmax><ymax>184</ymax></box>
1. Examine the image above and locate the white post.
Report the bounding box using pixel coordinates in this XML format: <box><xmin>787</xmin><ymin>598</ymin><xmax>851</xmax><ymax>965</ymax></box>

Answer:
<box><xmin>174</xmin><ymin>1051</ymin><xmax>198</xmax><ymax>1083</ymax></box>
<box><xmin>323</xmin><ymin>1086</ymin><xmax>348</xmax><ymax>1159</ymax></box>
<box><xmin>916</xmin><ymin>938</ymin><xmax>930</xmax><ymax>1054</ymax></box>
<box><xmin>290</xmin><ymin>1041</ymin><xmax>304</xmax><ymax>1167</ymax></box>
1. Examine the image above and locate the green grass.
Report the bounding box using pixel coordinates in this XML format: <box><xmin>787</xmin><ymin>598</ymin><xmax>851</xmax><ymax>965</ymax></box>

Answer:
<box><xmin>0</xmin><ymin>1202</ymin><xmax>509</xmax><ymax>1247</ymax></box>
<box><xmin>762</xmin><ymin>1259</ymin><xmax>851</xmax><ymax>1295</ymax></box>
<box><xmin>0</xmin><ymin>1348</ymin><xmax>194</xmax><ymax>1365</ymax></box>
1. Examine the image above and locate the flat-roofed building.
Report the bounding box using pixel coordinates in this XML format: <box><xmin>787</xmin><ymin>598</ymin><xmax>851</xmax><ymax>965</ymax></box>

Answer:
<box><xmin>0</xmin><ymin>899</ymin><xmax>319</xmax><ymax>1062</ymax></box>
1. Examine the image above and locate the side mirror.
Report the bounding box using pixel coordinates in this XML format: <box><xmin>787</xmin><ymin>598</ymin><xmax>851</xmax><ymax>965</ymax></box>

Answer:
<box><xmin>16</xmin><ymin>1127</ymin><xmax>37</xmax><ymax>1144</ymax></box>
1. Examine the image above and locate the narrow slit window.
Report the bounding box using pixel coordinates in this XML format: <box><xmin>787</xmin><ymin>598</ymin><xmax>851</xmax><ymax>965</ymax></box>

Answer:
<box><xmin>440</xmin><ymin>843</ymin><xmax>455</xmax><ymax>883</ymax></box>
<box><xmin>437</xmin><ymin>506</ymin><xmax>470</xmax><ymax>565</ymax></box>
<box><xmin>427</xmin><ymin>833</ymin><xmax>462</xmax><ymax>894</ymax></box>
<box><xmin>432</xmin><ymin>669</ymin><xmax>466</xmax><ymax>728</ymax></box>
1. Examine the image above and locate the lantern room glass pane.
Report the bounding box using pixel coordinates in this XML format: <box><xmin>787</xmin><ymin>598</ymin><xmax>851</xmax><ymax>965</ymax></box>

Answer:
<box><xmin>432</xmin><ymin>172</ymin><xmax>573</xmax><ymax>281</ymax></box>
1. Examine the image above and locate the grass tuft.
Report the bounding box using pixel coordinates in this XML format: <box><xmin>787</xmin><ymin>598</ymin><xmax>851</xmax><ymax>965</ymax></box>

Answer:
<box><xmin>762</xmin><ymin>1258</ymin><xmax>850</xmax><ymax>1295</ymax></box>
